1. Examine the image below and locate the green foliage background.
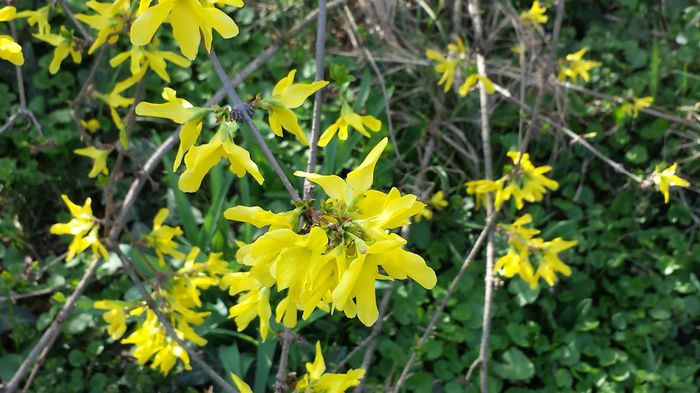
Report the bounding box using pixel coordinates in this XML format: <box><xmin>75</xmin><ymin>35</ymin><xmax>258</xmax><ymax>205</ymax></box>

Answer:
<box><xmin>1</xmin><ymin>0</ymin><xmax>698</xmax><ymax>392</ymax></box>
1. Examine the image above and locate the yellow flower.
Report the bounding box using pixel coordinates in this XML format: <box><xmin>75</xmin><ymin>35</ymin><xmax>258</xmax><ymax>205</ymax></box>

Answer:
<box><xmin>447</xmin><ymin>37</ymin><xmax>467</xmax><ymax>55</ymax></box>
<box><xmin>74</xmin><ymin>146</ymin><xmax>110</xmax><ymax>178</ymax></box>
<box><xmin>494</xmin><ymin>214</ymin><xmax>576</xmax><ymax>289</ymax></box>
<box><xmin>178</xmin><ymin>128</ymin><xmax>263</xmax><ymax>192</ymax></box>
<box><xmin>653</xmin><ymin>162</ymin><xmax>690</xmax><ymax>203</ymax></box>
<box><xmin>80</xmin><ymin>119</ymin><xmax>101</xmax><ymax>133</ymax></box>
<box><xmin>222</xmin><ymin>271</ymin><xmax>272</xmax><ymax>340</ymax></box>
<box><xmin>223</xmin><ymin>205</ymin><xmax>295</xmax><ymax>230</ymax></box>
<box><xmin>521</xmin><ymin>1</ymin><xmax>547</xmax><ymax>28</ymax></box>
<box><xmin>0</xmin><ymin>35</ymin><xmax>24</xmax><ymax>66</ymax></box>
<box><xmin>33</xmin><ymin>25</ymin><xmax>82</xmax><ymax>74</ymax></box>
<box><xmin>136</xmin><ymin>87</ymin><xmax>208</xmax><ymax>170</ymax></box>
<box><xmin>50</xmin><ymin>194</ymin><xmax>108</xmax><ymax>261</ymax></box>
<box><xmin>621</xmin><ymin>96</ymin><xmax>653</xmax><ymax>118</ymax></box>
<box><xmin>94</xmin><ymin>300</ymin><xmax>127</xmax><ymax>340</ymax></box>
<box><xmin>430</xmin><ymin>191</ymin><xmax>449</xmax><ymax>210</ymax></box>
<box><xmin>318</xmin><ymin>102</ymin><xmax>381</xmax><ymax>146</ymax></box>
<box><xmin>458</xmin><ymin>73</ymin><xmax>495</xmax><ymax>96</ymax></box>
<box><xmin>230</xmin><ymin>373</ymin><xmax>253</xmax><ymax>393</ymax></box>
<box><xmin>130</xmin><ymin>0</ymin><xmax>242</xmax><ymax>60</ymax></box>
<box><xmin>109</xmin><ymin>40</ymin><xmax>191</xmax><ymax>82</ymax></box>
<box><xmin>75</xmin><ymin>0</ymin><xmax>130</xmax><ymax>54</ymax></box>
<box><xmin>143</xmin><ymin>208</ymin><xmax>185</xmax><ymax>266</ymax></box>
<box><xmin>295</xmin><ymin>341</ymin><xmax>365</xmax><ymax>393</ymax></box>
<box><xmin>97</xmin><ymin>67</ymin><xmax>147</xmax><ymax>131</ymax></box>
<box><xmin>15</xmin><ymin>6</ymin><xmax>51</xmax><ymax>35</ymax></box>
<box><xmin>466</xmin><ymin>151</ymin><xmax>558</xmax><ymax>211</ymax></box>
<box><xmin>535</xmin><ymin>237</ymin><xmax>576</xmax><ymax>286</ymax></box>
<box><xmin>557</xmin><ymin>47</ymin><xmax>602</xmax><ymax>83</ymax></box>
<box><xmin>426</xmin><ymin>49</ymin><xmax>459</xmax><ymax>92</ymax></box>
<box><xmin>262</xmin><ymin>69</ymin><xmax>329</xmax><ymax>146</ymax></box>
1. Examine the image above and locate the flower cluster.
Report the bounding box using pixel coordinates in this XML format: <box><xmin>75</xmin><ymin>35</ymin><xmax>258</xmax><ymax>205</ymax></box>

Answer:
<box><xmin>466</xmin><ymin>151</ymin><xmax>559</xmax><ymax>211</ymax></box>
<box><xmin>653</xmin><ymin>162</ymin><xmax>690</xmax><ymax>204</ymax></box>
<box><xmin>621</xmin><ymin>96</ymin><xmax>653</xmax><ymax>118</ymax></box>
<box><xmin>143</xmin><ymin>208</ymin><xmax>185</xmax><ymax>266</ymax></box>
<box><xmin>558</xmin><ymin>47</ymin><xmax>602</xmax><ymax>83</ymax></box>
<box><xmin>426</xmin><ymin>37</ymin><xmax>495</xmax><ymax>96</ymax></box>
<box><xmin>521</xmin><ymin>1</ymin><xmax>547</xmax><ymax>28</ymax></box>
<box><xmin>416</xmin><ymin>190</ymin><xmax>449</xmax><ymax>221</ymax></box>
<box><xmin>50</xmin><ymin>194</ymin><xmax>108</xmax><ymax>261</ymax></box>
<box><xmin>231</xmin><ymin>341</ymin><xmax>364</xmax><ymax>393</ymax></box>
<box><xmin>494</xmin><ymin>214</ymin><xmax>577</xmax><ymax>288</ymax></box>
<box><xmin>95</xmin><ymin>248</ymin><xmax>233</xmax><ymax>374</ymax></box>
<box><xmin>222</xmin><ymin>138</ymin><xmax>437</xmax><ymax>337</ymax></box>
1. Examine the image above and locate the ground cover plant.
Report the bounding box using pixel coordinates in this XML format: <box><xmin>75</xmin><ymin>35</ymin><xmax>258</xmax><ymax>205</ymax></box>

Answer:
<box><xmin>0</xmin><ymin>0</ymin><xmax>698</xmax><ymax>392</ymax></box>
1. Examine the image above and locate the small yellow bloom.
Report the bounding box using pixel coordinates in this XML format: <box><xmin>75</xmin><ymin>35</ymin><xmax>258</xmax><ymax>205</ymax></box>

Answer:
<box><xmin>50</xmin><ymin>195</ymin><xmax>108</xmax><ymax>261</ymax></box>
<box><xmin>653</xmin><ymin>162</ymin><xmax>690</xmax><ymax>203</ymax></box>
<box><xmin>94</xmin><ymin>300</ymin><xmax>127</xmax><ymax>340</ymax></box>
<box><xmin>97</xmin><ymin>67</ymin><xmax>147</xmax><ymax>131</ymax></box>
<box><xmin>179</xmin><ymin>130</ymin><xmax>264</xmax><ymax>193</ymax></box>
<box><xmin>263</xmin><ymin>69</ymin><xmax>328</xmax><ymax>146</ymax></box>
<box><xmin>426</xmin><ymin>49</ymin><xmax>459</xmax><ymax>92</ymax></box>
<box><xmin>458</xmin><ymin>73</ymin><xmax>495</xmax><ymax>96</ymax></box>
<box><xmin>521</xmin><ymin>1</ymin><xmax>547</xmax><ymax>28</ymax></box>
<box><xmin>80</xmin><ymin>119</ymin><xmax>101</xmax><ymax>133</ymax></box>
<box><xmin>295</xmin><ymin>341</ymin><xmax>365</xmax><ymax>393</ymax></box>
<box><xmin>75</xmin><ymin>0</ymin><xmax>130</xmax><ymax>54</ymax></box>
<box><xmin>74</xmin><ymin>146</ymin><xmax>110</xmax><ymax>178</ymax></box>
<box><xmin>109</xmin><ymin>40</ymin><xmax>191</xmax><ymax>82</ymax></box>
<box><xmin>15</xmin><ymin>6</ymin><xmax>52</xmax><ymax>35</ymax></box>
<box><xmin>0</xmin><ymin>35</ymin><xmax>24</xmax><ymax>66</ymax></box>
<box><xmin>33</xmin><ymin>25</ymin><xmax>82</xmax><ymax>74</ymax></box>
<box><xmin>130</xmin><ymin>0</ymin><xmax>242</xmax><ymax>60</ymax></box>
<box><xmin>557</xmin><ymin>47</ymin><xmax>602</xmax><ymax>83</ymax></box>
<box><xmin>143</xmin><ymin>208</ymin><xmax>185</xmax><ymax>266</ymax></box>
<box><xmin>430</xmin><ymin>191</ymin><xmax>449</xmax><ymax>210</ymax></box>
<box><xmin>621</xmin><ymin>96</ymin><xmax>653</xmax><ymax>118</ymax></box>
<box><xmin>318</xmin><ymin>102</ymin><xmax>381</xmax><ymax>146</ymax></box>
<box><xmin>136</xmin><ymin>87</ymin><xmax>208</xmax><ymax>170</ymax></box>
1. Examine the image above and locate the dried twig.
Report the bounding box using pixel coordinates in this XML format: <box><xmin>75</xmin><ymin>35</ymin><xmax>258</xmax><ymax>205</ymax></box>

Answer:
<box><xmin>465</xmin><ymin>1</ymin><xmax>497</xmax><ymax>391</ymax></box>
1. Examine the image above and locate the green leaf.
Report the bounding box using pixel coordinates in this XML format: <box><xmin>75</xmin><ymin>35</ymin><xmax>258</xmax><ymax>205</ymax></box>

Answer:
<box><xmin>624</xmin><ymin>144</ymin><xmax>647</xmax><ymax>164</ymax></box>
<box><xmin>492</xmin><ymin>348</ymin><xmax>535</xmax><ymax>381</ymax></box>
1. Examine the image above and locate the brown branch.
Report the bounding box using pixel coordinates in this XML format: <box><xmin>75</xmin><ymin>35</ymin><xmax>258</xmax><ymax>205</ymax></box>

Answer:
<box><xmin>55</xmin><ymin>0</ymin><xmax>93</xmax><ymax>42</ymax></box>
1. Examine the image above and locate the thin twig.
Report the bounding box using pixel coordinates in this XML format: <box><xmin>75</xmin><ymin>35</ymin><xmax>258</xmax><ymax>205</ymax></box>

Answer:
<box><xmin>331</xmin><ymin>308</ymin><xmax>394</xmax><ymax>373</ymax></box>
<box><xmin>111</xmin><ymin>248</ymin><xmax>238</xmax><ymax>393</ymax></box>
<box><xmin>55</xmin><ymin>0</ymin><xmax>93</xmax><ymax>42</ymax></box>
<box><xmin>303</xmin><ymin>0</ymin><xmax>328</xmax><ymax>198</ymax></box>
<box><xmin>273</xmin><ymin>329</ymin><xmax>296</xmax><ymax>393</ymax></box>
<box><xmin>518</xmin><ymin>0</ymin><xmax>566</xmax><ymax>156</ymax></box>
<box><xmin>71</xmin><ymin>44</ymin><xmax>110</xmax><ymax>144</ymax></box>
<box><xmin>392</xmin><ymin>213</ymin><xmax>498</xmax><ymax>393</ymax></box>
<box><xmin>2</xmin><ymin>257</ymin><xmax>102</xmax><ymax>393</ymax></box>
<box><xmin>207</xmin><ymin>49</ymin><xmax>301</xmax><ymax>202</ymax></box>
<box><xmin>0</xmin><ymin>286</ymin><xmax>66</xmax><ymax>302</ymax></box>
<box><xmin>466</xmin><ymin>1</ymin><xmax>496</xmax><ymax>391</ymax></box>
<box><xmin>104</xmin><ymin>75</ymin><xmax>147</xmax><ymax>230</ymax></box>
<box><xmin>342</xmin><ymin>5</ymin><xmax>405</xmax><ymax>166</ymax></box>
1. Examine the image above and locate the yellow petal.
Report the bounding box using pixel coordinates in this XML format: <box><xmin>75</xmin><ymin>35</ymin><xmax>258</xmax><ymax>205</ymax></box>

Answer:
<box><xmin>294</xmin><ymin>172</ymin><xmax>348</xmax><ymax>202</ymax></box>
<box><xmin>230</xmin><ymin>373</ymin><xmax>253</xmax><ymax>393</ymax></box>
<box><xmin>277</xmin><ymin>80</ymin><xmax>329</xmax><ymax>109</ymax></box>
<box><xmin>346</xmin><ymin>137</ymin><xmax>388</xmax><ymax>200</ymax></box>
<box><xmin>130</xmin><ymin>1</ymin><xmax>172</xmax><ymax>46</ymax></box>
<box><xmin>170</xmin><ymin>0</ymin><xmax>200</xmax><ymax>60</ymax></box>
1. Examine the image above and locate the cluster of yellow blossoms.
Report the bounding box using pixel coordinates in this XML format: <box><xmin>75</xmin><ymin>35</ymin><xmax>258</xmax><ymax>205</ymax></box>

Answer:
<box><xmin>425</xmin><ymin>37</ymin><xmax>495</xmax><ymax>96</ymax></box>
<box><xmin>466</xmin><ymin>151</ymin><xmax>559</xmax><ymax>211</ymax></box>
<box><xmin>96</xmin><ymin>246</ymin><xmax>233</xmax><ymax>374</ymax></box>
<box><xmin>50</xmin><ymin>194</ymin><xmax>108</xmax><ymax>261</ymax></box>
<box><xmin>222</xmin><ymin>138</ymin><xmax>436</xmax><ymax>336</ymax></box>
<box><xmin>494</xmin><ymin>214</ymin><xmax>576</xmax><ymax>288</ymax></box>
